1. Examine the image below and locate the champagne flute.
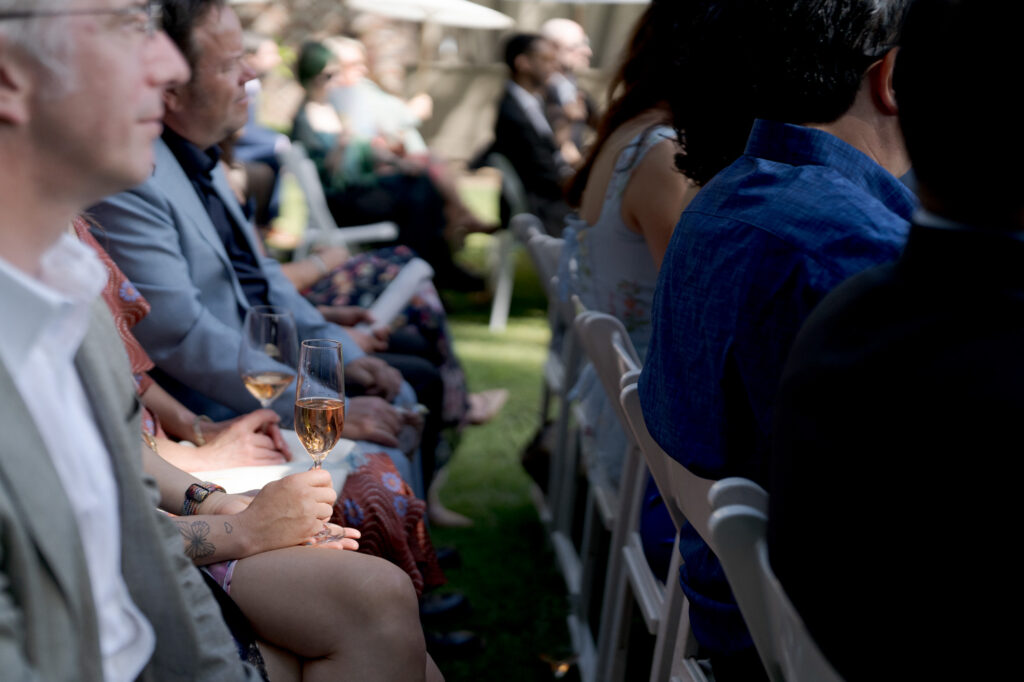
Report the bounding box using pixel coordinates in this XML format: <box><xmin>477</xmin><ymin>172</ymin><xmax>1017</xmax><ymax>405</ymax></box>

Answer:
<box><xmin>295</xmin><ymin>339</ymin><xmax>346</xmax><ymax>544</ymax></box>
<box><xmin>239</xmin><ymin>306</ymin><xmax>298</xmax><ymax>408</ymax></box>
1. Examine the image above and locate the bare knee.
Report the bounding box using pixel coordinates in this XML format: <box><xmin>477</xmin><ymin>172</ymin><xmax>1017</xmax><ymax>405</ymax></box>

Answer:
<box><xmin>340</xmin><ymin>557</ymin><xmax>419</xmax><ymax>634</ymax></box>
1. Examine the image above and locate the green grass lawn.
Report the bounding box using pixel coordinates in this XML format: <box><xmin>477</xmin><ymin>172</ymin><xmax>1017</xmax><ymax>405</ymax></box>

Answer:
<box><xmin>429</xmin><ymin>236</ymin><xmax>577</xmax><ymax>681</ymax></box>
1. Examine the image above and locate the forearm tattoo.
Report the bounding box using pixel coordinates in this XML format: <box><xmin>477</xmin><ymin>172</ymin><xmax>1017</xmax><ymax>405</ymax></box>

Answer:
<box><xmin>176</xmin><ymin>519</ymin><xmax>216</xmax><ymax>560</ymax></box>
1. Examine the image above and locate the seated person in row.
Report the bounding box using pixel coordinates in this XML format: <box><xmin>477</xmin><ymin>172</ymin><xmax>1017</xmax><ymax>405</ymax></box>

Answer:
<box><xmin>90</xmin><ymin>0</ymin><xmax>435</xmax><ymax>491</ymax></box>
<box><xmin>480</xmin><ymin>33</ymin><xmax>574</xmax><ymax>235</ymax></box>
<box><xmin>290</xmin><ymin>39</ymin><xmax>485</xmax><ymax>292</ymax></box>
<box><xmin>540</xmin><ymin>18</ymin><xmax>599</xmax><ymax>168</ymax></box>
<box><xmin>79</xmin><ymin>212</ymin><xmax>446</xmax><ymax>597</ymax></box>
<box><xmin>558</xmin><ymin>0</ymin><xmax>757</xmax><ymax>581</ymax></box>
<box><xmin>0</xmin><ymin>3</ymin><xmax>255</xmax><ymax>677</ymax></box>
<box><xmin>771</xmin><ymin>1</ymin><xmax>1021</xmax><ymax>677</ymax></box>
<box><xmin>141</xmin><ymin>440</ymin><xmax>443</xmax><ymax>681</ymax></box>
<box><xmin>639</xmin><ymin>0</ymin><xmax>915</xmax><ymax>677</ymax></box>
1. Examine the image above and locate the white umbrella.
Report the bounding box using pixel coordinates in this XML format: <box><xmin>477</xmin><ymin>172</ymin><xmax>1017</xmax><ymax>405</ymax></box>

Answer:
<box><xmin>504</xmin><ymin>0</ymin><xmax>649</xmax><ymax>4</ymax></box>
<box><xmin>346</xmin><ymin>0</ymin><xmax>516</xmax><ymax>30</ymax></box>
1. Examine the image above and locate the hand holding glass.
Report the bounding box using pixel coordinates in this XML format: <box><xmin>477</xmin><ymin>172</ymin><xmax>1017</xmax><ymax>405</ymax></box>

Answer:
<box><xmin>295</xmin><ymin>339</ymin><xmax>346</xmax><ymax>544</ymax></box>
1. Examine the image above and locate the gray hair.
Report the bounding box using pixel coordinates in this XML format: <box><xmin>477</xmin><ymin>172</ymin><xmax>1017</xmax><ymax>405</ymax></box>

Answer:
<box><xmin>752</xmin><ymin>0</ymin><xmax>913</xmax><ymax>124</ymax></box>
<box><xmin>0</xmin><ymin>0</ymin><xmax>76</xmax><ymax>92</ymax></box>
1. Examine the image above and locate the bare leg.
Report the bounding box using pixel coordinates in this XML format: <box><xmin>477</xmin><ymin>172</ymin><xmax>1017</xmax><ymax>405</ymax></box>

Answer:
<box><xmin>427</xmin><ymin>653</ymin><xmax>444</xmax><ymax>682</ymax></box>
<box><xmin>230</xmin><ymin>547</ymin><xmax>430</xmax><ymax>682</ymax></box>
<box><xmin>258</xmin><ymin>639</ymin><xmax>301</xmax><ymax>682</ymax></box>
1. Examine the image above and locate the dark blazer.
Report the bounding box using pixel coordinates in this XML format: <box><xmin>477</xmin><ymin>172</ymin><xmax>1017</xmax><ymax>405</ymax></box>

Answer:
<box><xmin>769</xmin><ymin>221</ymin><xmax>1024</xmax><ymax>680</ymax></box>
<box><xmin>0</xmin><ymin>300</ymin><xmax>255</xmax><ymax>681</ymax></box>
<box><xmin>487</xmin><ymin>87</ymin><xmax>571</xmax><ymax>232</ymax></box>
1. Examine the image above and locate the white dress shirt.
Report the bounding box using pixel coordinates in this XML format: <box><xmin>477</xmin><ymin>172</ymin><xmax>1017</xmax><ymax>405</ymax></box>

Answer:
<box><xmin>0</xmin><ymin>233</ymin><xmax>155</xmax><ymax>681</ymax></box>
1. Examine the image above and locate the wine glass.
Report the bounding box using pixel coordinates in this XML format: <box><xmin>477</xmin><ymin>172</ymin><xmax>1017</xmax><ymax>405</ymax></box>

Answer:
<box><xmin>239</xmin><ymin>306</ymin><xmax>298</xmax><ymax>408</ymax></box>
<box><xmin>295</xmin><ymin>338</ymin><xmax>346</xmax><ymax>544</ymax></box>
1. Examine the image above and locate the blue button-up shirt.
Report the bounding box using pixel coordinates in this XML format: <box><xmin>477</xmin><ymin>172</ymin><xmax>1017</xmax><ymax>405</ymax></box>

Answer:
<box><xmin>639</xmin><ymin>118</ymin><xmax>916</xmax><ymax>652</ymax></box>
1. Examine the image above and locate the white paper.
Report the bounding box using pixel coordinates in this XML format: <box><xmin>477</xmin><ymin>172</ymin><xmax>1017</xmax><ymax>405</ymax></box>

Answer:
<box><xmin>355</xmin><ymin>257</ymin><xmax>435</xmax><ymax>331</ymax></box>
<box><xmin>191</xmin><ymin>430</ymin><xmax>354</xmax><ymax>494</ymax></box>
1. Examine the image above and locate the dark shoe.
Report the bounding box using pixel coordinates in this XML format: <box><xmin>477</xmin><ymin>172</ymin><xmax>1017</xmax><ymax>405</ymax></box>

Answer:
<box><xmin>419</xmin><ymin>591</ymin><xmax>470</xmax><ymax>621</ymax></box>
<box><xmin>435</xmin><ymin>545</ymin><xmax>462</xmax><ymax>571</ymax></box>
<box><xmin>424</xmin><ymin>629</ymin><xmax>483</xmax><ymax>657</ymax></box>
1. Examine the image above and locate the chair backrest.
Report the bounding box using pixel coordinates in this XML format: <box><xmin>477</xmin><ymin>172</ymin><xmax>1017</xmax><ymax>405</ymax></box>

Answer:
<box><xmin>709</xmin><ymin>478</ymin><xmax>844</xmax><ymax>682</ymax></box>
<box><xmin>279</xmin><ymin>141</ymin><xmax>337</xmax><ymax>234</ymax></box>
<box><xmin>277</xmin><ymin>142</ymin><xmax>397</xmax><ymax>259</ymax></box>
<box><xmin>574</xmin><ymin>312</ymin><xmax>641</xmax><ymax>429</ymax></box>
<box><xmin>484</xmin><ymin>152</ymin><xmax>530</xmax><ymax>223</ymax></box>
<box><xmin>509</xmin><ymin>212</ymin><xmax>543</xmax><ymax>244</ymax></box>
<box><xmin>619</xmin><ymin>377</ymin><xmax>716</xmax><ymax>547</ymax></box>
<box><xmin>525</xmin><ymin>232</ymin><xmax>563</xmax><ymax>300</ymax></box>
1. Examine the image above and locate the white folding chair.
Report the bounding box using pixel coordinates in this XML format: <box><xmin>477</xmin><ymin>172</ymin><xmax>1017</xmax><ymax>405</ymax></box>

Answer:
<box><xmin>614</xmin><ymin>375</ymin><xmax>710</xmax><ymax>682</ymax></box>
<box><xmin>572</xmin><ymin>312</ymin><xmax>652</xmax><ymax>682</ymax></box>
<box><xmin>276</xmin><ymin>142</ymin><xmax>398</xmax><ymax>259</ymax></box>
<box><xmin>709</xmin><ymin>478</ymin><xmax>843</xmax><ymax>682</ymax></box>
<box><xmin>513</xmin><ymin>222</ymin><xmax>601</xmax><ymax>673</ymax></box>
<box><xmin>484</xmin><ymin>154</ymin><xmax>529</xmax><ymax>333</ymax></box>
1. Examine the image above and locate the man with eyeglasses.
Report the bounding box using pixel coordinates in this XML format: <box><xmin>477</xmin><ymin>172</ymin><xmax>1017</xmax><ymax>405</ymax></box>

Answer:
<box><xmin>88</xmin><ymin>0</ymin><xmax>438</xmax><ymax>489</ymax></box>
<box><xmin>638</xmin><ymin>0</ymin><xmax>917</xmax><ymax>678</ymax></box>
<box><xmin>0</xmin><ymin>0</ymin><xmax>257</xmax><ymax>679</ymax></box>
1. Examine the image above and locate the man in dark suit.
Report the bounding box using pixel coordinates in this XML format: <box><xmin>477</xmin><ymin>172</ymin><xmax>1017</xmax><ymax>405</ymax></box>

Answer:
<box><xmin>487</xmin><ymin>33</ymin><xmax>572</xmax><ymax>234</ymax></box>
<box><xmin>770</xmin><ymin>1</ymin><xmax>1022</xmax><ymax>678</ymax></box>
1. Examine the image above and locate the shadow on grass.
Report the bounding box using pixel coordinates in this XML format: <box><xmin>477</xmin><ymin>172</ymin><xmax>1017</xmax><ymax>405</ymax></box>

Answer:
<box><xmin>430</xmin><ymin>255</ymin><xmax>577</xmax><ymax>679</ymax></box>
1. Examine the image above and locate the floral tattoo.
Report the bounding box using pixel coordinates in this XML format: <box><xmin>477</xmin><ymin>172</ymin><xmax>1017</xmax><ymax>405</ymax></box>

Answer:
<box><xmin>177</xmin><ymin>520</ymin><xmax>216</xmax><ymax>560</ymax></box>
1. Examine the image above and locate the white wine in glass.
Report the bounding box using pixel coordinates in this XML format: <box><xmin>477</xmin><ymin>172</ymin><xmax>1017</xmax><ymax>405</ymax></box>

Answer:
<box><xmin>295</xmin><ymin>397</ymin><xmax>345</xmax><ymax>467</ymax></box>
<box><xmin>295</xmin><ymin>339</ymin><xmax>346</xmax><ymax>544</ymax></box>
<box><xmin>239</xmin><ymin>306</ymin><xmax>298</xmax><ymax>408</ymax></box>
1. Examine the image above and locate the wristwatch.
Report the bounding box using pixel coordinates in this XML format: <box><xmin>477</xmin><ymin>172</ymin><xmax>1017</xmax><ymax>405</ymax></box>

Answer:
<box><xmin>182</xmin><ymin>481</ymin><xmax>226</xmax><ymax>516</ymax></box>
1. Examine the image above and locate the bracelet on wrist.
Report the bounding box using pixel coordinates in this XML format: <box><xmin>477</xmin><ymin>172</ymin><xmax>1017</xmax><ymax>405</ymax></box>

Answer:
<box><xmin>182</xmin><ymin>481</ymin><xmax>226</xmax><ymax>516</ymax></box>
<box><xmin>192</xmin><ymin>414</ymin><xmax>213</xmax><ymax>446</ymax></box>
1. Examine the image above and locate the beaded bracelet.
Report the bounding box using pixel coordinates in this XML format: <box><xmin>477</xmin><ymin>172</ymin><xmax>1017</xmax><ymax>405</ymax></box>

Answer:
<box><xmin>182</xmin><ymin>482</ymin><xmax>226</xmax><ymax>516</ymax></box>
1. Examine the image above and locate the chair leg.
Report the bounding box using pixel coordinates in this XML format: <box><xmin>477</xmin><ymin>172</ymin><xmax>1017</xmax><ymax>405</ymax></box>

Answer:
<box><xmin>488</xmin><ymin>231</ymin><xmax>515</xmax><ymax>333</ymax></box>
<box><xmin>651</xmin><ymin>544</ymin><xmax>685</xmax><ymax>682</ymax></box>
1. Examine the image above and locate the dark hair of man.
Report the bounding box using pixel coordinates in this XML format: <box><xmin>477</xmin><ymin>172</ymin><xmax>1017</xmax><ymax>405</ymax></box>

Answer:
<box><xmin>755</xmin><ymin>0</ymin><xmax>911</xmax><ymax>124</ymax></box>
<box><xmin>566</xmin><ymin>0</ymin><xmax>758</xmax><ymax>204</ymax></box>
<box><xmin>503</xmin><ymin>33</ymin><xmax>543</xmax><ymax>73</ymax></box>
<box><xmin>895</xmin><ymin>0</ymin><xmax>1020</xmax><ymax>227</ymax></box>
<box><xmin>161</xmin><ymin>0</ymin><xmax>225</xmax><ymax>73</ymax></box>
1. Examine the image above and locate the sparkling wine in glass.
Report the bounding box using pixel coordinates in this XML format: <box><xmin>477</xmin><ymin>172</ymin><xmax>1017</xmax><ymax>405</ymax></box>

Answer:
<box><xmin>239</xmin><ymin>306</ymin><xmax>298</xmax><ymax>408</ymax></box>
<box><xmin>295</xmin><ymin>339</ymin><xmax>346</xmax><ymax>544</ymax></box>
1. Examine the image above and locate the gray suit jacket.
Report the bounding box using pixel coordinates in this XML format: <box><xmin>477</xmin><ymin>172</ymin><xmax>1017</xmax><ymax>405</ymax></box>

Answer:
<box><xmin>88</xmin><ymin>137</ymin><xmax>365</xmax><ymax>423</ymax></box>
<box><xmin>0</xmin><ymin>300</ymin><xmax>254</xmax><ymax>681</ymax></box>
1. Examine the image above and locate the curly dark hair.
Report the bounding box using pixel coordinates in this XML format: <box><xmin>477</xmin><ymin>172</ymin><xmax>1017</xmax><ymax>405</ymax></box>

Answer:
<box><xmin>566</xmin><ymin>0</ymin><xmax>759</xmax><ymax>205</ymax></box>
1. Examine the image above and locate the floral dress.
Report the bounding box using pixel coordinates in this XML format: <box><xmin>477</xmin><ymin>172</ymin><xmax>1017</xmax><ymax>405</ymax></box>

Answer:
<box><xmin>303</xmin><ymin>244</ymin><xmax>469</xmax><ymax>427</ymax></box>
<box><xmin>558</xmin><ymin>125</ymin><xmax>675</xmax><ymax>485</ymax></box>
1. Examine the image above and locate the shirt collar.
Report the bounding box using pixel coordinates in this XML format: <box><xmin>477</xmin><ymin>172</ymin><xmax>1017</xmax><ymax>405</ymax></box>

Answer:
<box><xmin>0</xmin><ymin>232</ymin><xmax>107</xmax><ymax>370</ymax></box>
<box><xmin>745</xmin><ymin>118</ymin><xmax>917</xmax><ymax>221</ymax></box>
<box><xmin>508</xmin><ymin>81</ymin><xmax>554</xmax><ymax>138</ymax></box>
<box><xmin>162</xmin><ymin>126</ymin><xmax>221</xmax><ymax>181</ymax></box>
